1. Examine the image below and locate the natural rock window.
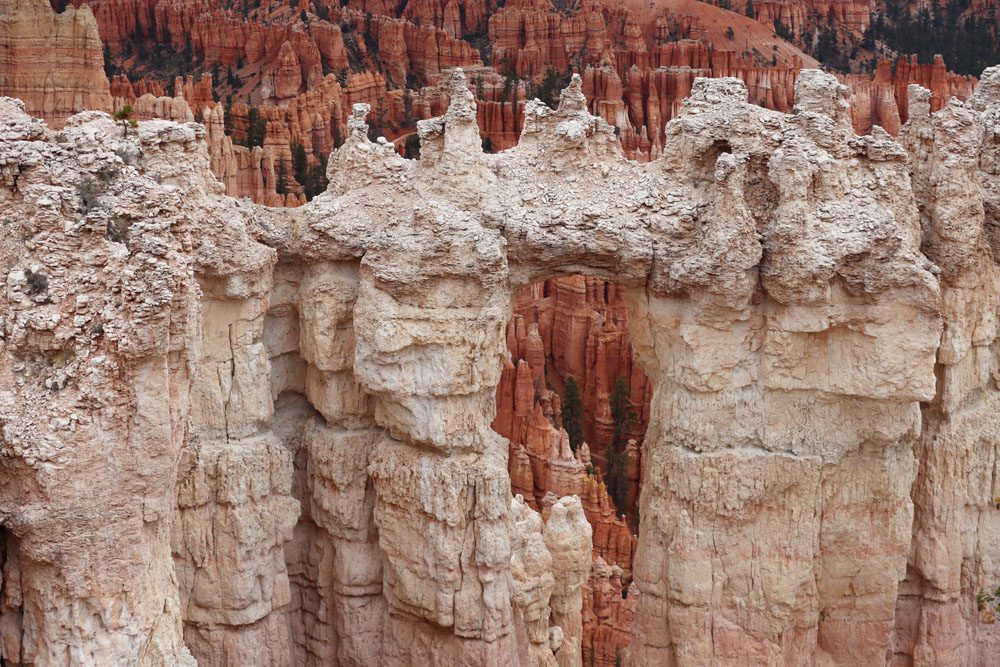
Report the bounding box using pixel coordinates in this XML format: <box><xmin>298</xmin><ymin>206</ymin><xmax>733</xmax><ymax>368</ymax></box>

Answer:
<box><xmin>494</xmin><ymin>276</ymin><xmax>648</xmax><ymax>665</ymax></box>
<box><xmin>4</xmin><ymin>62</ymin><xmax>1000</xmax><ymax>667</ymax></box>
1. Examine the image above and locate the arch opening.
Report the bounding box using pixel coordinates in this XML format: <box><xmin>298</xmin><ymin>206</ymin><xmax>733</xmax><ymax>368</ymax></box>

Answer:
<box><xmin>492</xmin><ymin>274</ymin><xmax>650</xmax><ymax>666</ymax></box>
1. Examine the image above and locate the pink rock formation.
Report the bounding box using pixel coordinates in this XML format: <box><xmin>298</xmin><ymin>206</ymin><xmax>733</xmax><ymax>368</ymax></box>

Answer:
<box><xmin>511</xmin><ymin>277</ymin><xmax>651</xmax><ymax>457</ymax></box>
<box><xmin>492</xmin><ymin>350</ymin><xmax>638</xmax><ymax>573</ymax></box>
<box><xmin>4</xmin><ymin>0</ymin><xmax>973</xmax><ymax>202</ymax></box>
<box><xmin>495</xmin><ymin>277</ymin><xmax>646</xmax><ymax>666</ymax></box>
<box><xmin>583</xmin><ymin>559</ymin><xmax>638</xmax><ymax>666</ymax></box>
<box><xmin>745</xmin><ymin>0</ymin><xmax>872</xmax><ymax>36</ymax></box>
<box><xmin>0</xmin><ymin>0</ymin><xmax>111</xmax><ymax>127</ymax></box>
<box><xmin>201</xmin><ymin>103</ymin><xmax>303</xmax><ymax>207</ymax></box>
<box><xmin>843</xmin><ymin>55</ymin><xmax>980</xmax><ymax>135</ymax></box>
<box><xmin>7</xmin><ymin>58</ymin><xmax>1000</xmax><ymax>667</ymax></box>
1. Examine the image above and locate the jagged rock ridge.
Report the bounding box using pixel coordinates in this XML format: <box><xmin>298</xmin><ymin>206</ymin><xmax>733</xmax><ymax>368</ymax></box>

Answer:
<box><xmin>3</xmin><ymin>0</ymin><xmax>986</xmax><ymax>209</ymax></box>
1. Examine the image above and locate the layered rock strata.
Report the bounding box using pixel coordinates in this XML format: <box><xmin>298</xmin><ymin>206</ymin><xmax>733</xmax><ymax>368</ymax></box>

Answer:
<box><xmin>3</xmin><ymin>63</ymin><xmax>1000</xmax><ymax>667</ymax></box>
<box><xmin>0</xmin><ymin>0</ymin><xmax>111</xmax><ymax>128</ymax></box>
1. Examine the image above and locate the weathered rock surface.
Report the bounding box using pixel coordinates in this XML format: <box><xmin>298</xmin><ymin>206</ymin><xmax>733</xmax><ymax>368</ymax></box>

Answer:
<box><xmin>3</xmin><ymin>62</ymin><xmax>1000</xmax><ymax>667</ymax></box>
<box><xmin>843</xmin><ymin>56</ymin><xmax>979</xmax><ymax>136</ymax></box>
<box><xmin>0</xmin><ymin>0</ymin><xmax>111</xmax><ymax>127</ymax></box>
<box><xmin>1</xmin><ymin>0</ymin><xmax>982</xmax><ymax>211</ymax></box>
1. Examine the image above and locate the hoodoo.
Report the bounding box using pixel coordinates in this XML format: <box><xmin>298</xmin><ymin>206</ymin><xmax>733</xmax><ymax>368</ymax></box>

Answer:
<box><xmin>3</xmin><ymin>62</ymin><xmax>1000</xmax><ymax>665</ymax></box>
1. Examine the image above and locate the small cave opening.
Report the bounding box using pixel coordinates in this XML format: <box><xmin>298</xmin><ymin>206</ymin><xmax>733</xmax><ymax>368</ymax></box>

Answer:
<box><xmin>492</xmin><ymin>274</ymin><xmax>650</xmax><ymax>666</ymax></box>
<box><xmin>694</xmin><ymin>139</ymin><xmax>734</xmax><ymax>184</ymax></box>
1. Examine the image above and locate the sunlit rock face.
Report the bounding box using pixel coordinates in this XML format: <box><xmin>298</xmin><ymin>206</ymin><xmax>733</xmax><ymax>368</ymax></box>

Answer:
<box><xmin>0</xmin><ymin>0</ymin><xmax>112</xmax><ymax>128</ymax></box>
<box><xmin>3</xmin><ymin>64</ymin><xmax>1000</xmax><ymax>666</ymax></box>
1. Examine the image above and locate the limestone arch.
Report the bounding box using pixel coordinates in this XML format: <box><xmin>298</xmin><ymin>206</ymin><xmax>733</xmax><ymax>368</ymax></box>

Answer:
<box><xmin>4</xmin><ymin>59</ymin><xmax>989</xmax><ymax>666</ymax></box>
<box><xmin>356</xmin><ymin>66</ymin><xmax>941</xmax><ymax>664</ymax></box>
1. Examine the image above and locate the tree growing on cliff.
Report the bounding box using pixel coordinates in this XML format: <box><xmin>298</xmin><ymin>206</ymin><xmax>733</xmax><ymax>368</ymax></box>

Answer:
<box><xmin>292</xmin><ymin>142</ymin><xmax>308</xmax><ymax>184</ymax></box>
<box><xmin>606</xmin><ymin>448</ymin><xmax>629</xmax><ymax>516</ymax></box>
<box><xmin>276</xmin><ymin>162</ymin><xmax>289</xmax><ymax>196</ymax></box>
<box><xmin>403</xmin><ymin>135</ymin><xmax>421</xmax><ymax>159</ymax></box>
<box><xmin>302</xmin><ymin>157</ymin><xmax>328</xmax><ymax>200</ymax></box>
<box><xmin>562</xmin><ymin>376</ymin><xmax>584</xmax><ymax>453</ymax></box>
<box><xmin>773</xmin><ymin>18</ymin><xmax>793</xmax><ymax>41</ymax></box>
<box><xmin>536</xmin><ymin>68</ymin><xmax>572</xmax><ymax>109</ymax></box>
<box><xmin>500</xmin><ymin>70</ymin><xmax>517</xmax><ymax>104</ymax></box>
<box><xmin>103</xmin><ymin>44</ymin><xmax>117</xmax><ymax>79</ymax></box>
<box><xmin>113</xmin><ymin>105</ymin><xmax>138</xmax><ymax>138</ymax></box>
<box><xmin>241</xmin><ymin>107</ymin><xmax>267</xmax><ymax>148</ymax></box>
<box><xmin>610</xmin><ymin>377</ymin><xmax>637</xmax><ymax>452</ymax></box>
<box><xmin>607</xmin><ymin>376</ymin><xmax>638</xmax><ymax>515</ymax></box>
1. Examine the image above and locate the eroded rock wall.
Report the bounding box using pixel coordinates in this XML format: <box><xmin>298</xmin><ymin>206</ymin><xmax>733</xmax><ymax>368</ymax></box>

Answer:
<box><xmin>3</xmin><ymin>62</ymin><xmax>1000</xmax><ymax>667</ymax></box>
<box><xmin>0</xmin><ymin>0</ymin><xmax>111</xmax><ymax>128</ymax></box>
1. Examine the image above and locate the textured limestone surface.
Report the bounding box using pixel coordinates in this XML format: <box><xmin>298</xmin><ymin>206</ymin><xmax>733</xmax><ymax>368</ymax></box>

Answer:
<box><xmin>2</xmin><ymin>62</ymin><xmax>1000</xmax><ymax>666</ymax></box>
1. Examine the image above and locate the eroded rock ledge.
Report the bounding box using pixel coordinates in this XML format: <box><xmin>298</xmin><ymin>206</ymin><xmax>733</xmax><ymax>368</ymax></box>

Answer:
<box><xmin>2</xmin><ymin>64</ymin><xmax>1000</xmax><ymax>665</ymax></box>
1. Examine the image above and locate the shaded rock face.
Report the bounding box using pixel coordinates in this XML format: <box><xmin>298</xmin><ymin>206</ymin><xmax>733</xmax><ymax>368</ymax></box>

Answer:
<box><xmin>3</xmin><ymin>64</ymin><xmax>1000</xmax><ymax>667</ymax></box>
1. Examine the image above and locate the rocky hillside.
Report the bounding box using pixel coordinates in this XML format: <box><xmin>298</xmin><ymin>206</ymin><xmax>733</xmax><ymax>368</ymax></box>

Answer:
<box><xmin>3</xmin><ymin>1</ymin><xmax>1000</xmax><ymax>665</ymax></box>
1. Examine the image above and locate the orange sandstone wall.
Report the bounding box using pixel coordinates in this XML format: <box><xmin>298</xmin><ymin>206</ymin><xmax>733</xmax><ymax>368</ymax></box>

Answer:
<box><xmin>0</xmin><ymin>0</ymin><xmax>111</xmax><ymax>127</ymax></box>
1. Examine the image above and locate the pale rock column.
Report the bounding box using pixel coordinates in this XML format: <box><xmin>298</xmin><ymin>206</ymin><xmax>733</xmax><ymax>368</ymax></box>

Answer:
<box><xmin>543</xmin><ymin>497</ymin><xmax>593</xmax><ymax>667</ymax></box>
<box><xmin>290</xmin><ymin>259</ymin><xmax>385</xmax><ymax>667</ymax></box>
<box><xmin>350</xmin><ymin>71</ymin><xmax>529</xmax><ymax>662</ymax></box>
<box><xmin>0</xmin><ymin>104</ymin><xmax>197</xmax><ymax>666</ymax></box>
<box><xmin>626</xmin><ymin>71</ymin><xmax>942</xmax><ymax>666</ymax></box>
<box><xmin>509</xmin><ymin>495</ymin><xmax>557</xmax><ymax>666</ymax></box>
<box><xmin>174</xmin><ymin>272</ymin><xmax>300</xmax><ymax>664</ymax></box>
<box><xmin>891</xmin><ymin>76</ymin><xmax>1000</xmax><ymax>664</ymax></box>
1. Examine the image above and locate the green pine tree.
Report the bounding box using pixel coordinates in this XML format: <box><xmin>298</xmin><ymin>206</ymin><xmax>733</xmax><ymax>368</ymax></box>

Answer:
<box><xmin>292</xmin><ymin>141</ymin><xmax>309</xmax><ymax>185</ymax></box>
<box><xmin>276</xmin><ymin>162</ymin><xmax>289</xmax><ymax>195</ymax></box>
<box><xmin>562</xmin><ymin>376</ymin><xmax>584</xmax><ymax>453</ymax></box>
<box><xmin>607</xmin><ymin>377</ymin><xmax>638</xmax><ymax>516</ymax></box>
<box><xmin>610</xmin><ymin>377</ymin><xmax>637</xmax><ymax>452</ymax></box>
<box><xmin>113</xmin><ymin>104</ymin><xmax>138</xmax><ymax>138</ymax></box>
<box><xmin>606</xmin><ymin>449</ymin><xmax>630</xmax><ymax>516</ymax></box>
